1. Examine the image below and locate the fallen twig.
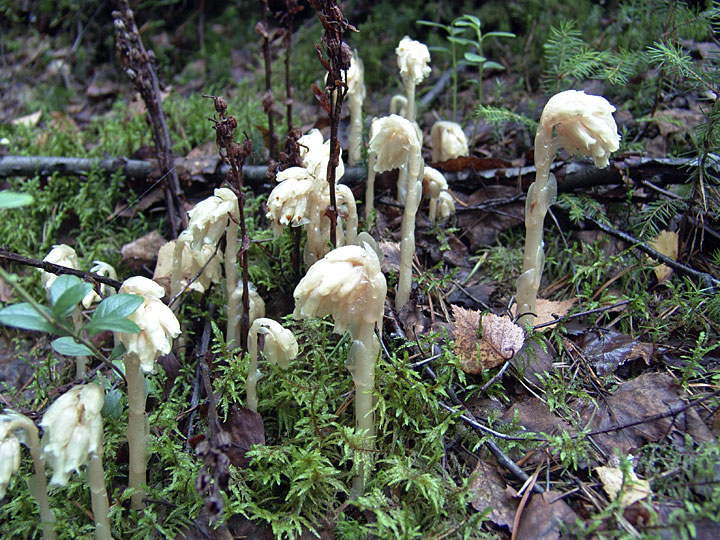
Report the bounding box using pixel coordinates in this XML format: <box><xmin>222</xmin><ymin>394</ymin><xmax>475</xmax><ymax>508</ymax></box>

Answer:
<box><xmin>589</xmin><ymin>218</ymin><xmax>720</xmax><ymax>289</ymax></box>
<box><xmin>0</xmin><ymin>247</ymin><xmax>123</xmax><ymax>290</ymax></box>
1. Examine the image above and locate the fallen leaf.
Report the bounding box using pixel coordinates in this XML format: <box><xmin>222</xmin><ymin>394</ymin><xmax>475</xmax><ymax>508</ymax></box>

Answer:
<box><xmin>452</xmin><ymin>305</ymin><xmax>481</xmax><ymax>373</ymax></box>
<box><xmin>121</xmin><ymin>230</ymin><xmax>167</xmax><ymax>274</ymax></box>
<box><xmin>529</xmin><ymin>298</ymin><xmax>576</xmax><ymax>330</ymax></box>
<box><xmin>220</xmin><ymin>405</ymin><xmax>265</xmax><ymax>468</ymax></box>
<box><xmin>649</xmin><ymin>230</ymin><xmax>678</xmax><ymax>283</ymax></box>
<box><xmin>514</xmin><ymin>491</ymin><xmax>580</xmax><ymax>540</ymax></box>
<box><xmin>653</xmin><ymin>109</ymin><xmax>705</xmax><ymax>137</ymax></box>
<box><xmin>512</xmin><ymin>339</ymin><xmax>555</xmax><ymax>388</ymax></box>
<box><xmin>480</xmin><ymin>313</ymin><xmax>525</xmax><ymax>363</ymax></box>
<box><xmin>575</xmin><ymin>329</ymin><xmax>653</xmax><ymax>376</ymax></box>
<box><xmin>469</xmin><ymin>460</ymin><xmax>517</xmax><ymax>530</ymax></box>
<box><xmin>594</xmin><ymin>466</ymin><xmax>651</xmax><ymax>508</ymax></box>
<box><xmin>453</xmin><ymin>309</ymin><xmax>524</xmax><ymax>373</ymax></box>
<box><xmin>578</xmin><ymin>372</ymin><xmax>713</xmax><ymax>457</ymax></box>
<box><xmin>12</xmin><ymin>110</ymin><xmax>42</xmax><ymax>127</ymax></box>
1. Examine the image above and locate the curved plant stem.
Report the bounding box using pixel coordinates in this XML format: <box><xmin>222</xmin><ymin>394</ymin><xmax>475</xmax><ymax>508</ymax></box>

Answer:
<box><xmin>396</xmin><ymin>151</ymin><xmax>423</xmax><ymax>310</ymax></box>
<box><xmin>516</xmin><ymin>129</ymin><xmax>556</xmax><ymax>326</ymax></box>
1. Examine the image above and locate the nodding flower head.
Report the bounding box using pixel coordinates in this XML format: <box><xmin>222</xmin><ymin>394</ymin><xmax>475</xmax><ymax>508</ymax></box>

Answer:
<box><xmin>248</xmin><ymin>318</ymin><xmax>299</xmax><ymax>370</ymax></box>
<box><xmin>540</xmin><ymin>90</ymin><xmax>620</xmax><ymax>169</ymax></box>
<box><xmin>396</xmin><ymin>36</ymin><xmax>431</xmax><ymax>86</ymax></box>
<box><xmin>40</xmin><ymin>244</ymin><xmax>79</xmax><ymax>292</ymax></box>
<box><xmin>0</xmin><ymin>412</ymin><xmax>26</xmax><ymax>498</ymax></box>
<box><xmin>118</xmin><ymin>276</ymin><xmax>181</xmax><ymax>372</ymax></box>
<box><xmin>369</xmin><ymin>115</ymin><xmax>421</xmax><ymax>174</ymax></box>
<box><xmin>186</xmin><ymin>188</ymin><xmax>239</xmax><ymax>249</ymax></box>
<box><xmin>431</xmin><ymin>121</ymin><xmax>469</xmax><ymax>162</ymax></box>
<box><xmin>40</xmin><ymin>384</ymin><xmax>104</xmax><ymax>486</ymax></box>
<box><xmin>265</xmin><ymin>167</ymin><xmax>316</xmax><ymax>236</ymax></box>
<box><xmin>293</xmin><ymin>243</ymin><xmax>386</xmax><ymax>339</ymax></box>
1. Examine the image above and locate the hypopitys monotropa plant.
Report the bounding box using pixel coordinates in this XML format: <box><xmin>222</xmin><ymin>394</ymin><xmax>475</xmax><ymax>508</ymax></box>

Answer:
<box><xmin>171</xmin><ymin>187</ymin><xmax>240</xmax><ymax>348</ymax></box>
<box><xmin>368</xmin><ymin>114</ymin><xmax>423</xmax><ymax>309</ymax></box>
<box><xmin>0</xmin><ymin>410</ymin><xmax>56</xmax><ymax>540</ymax></box>
<box><xmin>516</xmin><ymin>90</ymin><xmax>620</xmax><ymax>326</ymax></box>
<box><xmin>117</xmin><ymin>276</ymin><xmax>181</xmax><ymax>510</ymax></box>
<box><xmin>396</xmin><ymin>36</ymin><xmax>431</xmax><ymax>123</ymax></box>
<box><xmin>40</xmin><ymin>384</ymin><xmax>111</xmax><ymax>540</ymax></box>
<box><xmin>346</xmin><ymin>50</ymin><xmax>366</xmax><ymax>166</ymax></box>
<box><xmin>293</xmin><ymin>242</ymin><xmax>386</xmax><ymax>494</ymax></box>
<box><xmin>245</xmin><ymin>317</ymin><xmax>299</xmax><ymax>412</ymax></box>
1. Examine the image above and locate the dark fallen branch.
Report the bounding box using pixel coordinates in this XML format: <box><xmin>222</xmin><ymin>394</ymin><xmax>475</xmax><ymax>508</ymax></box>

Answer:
<box><xmin>0</xmin><ymin>155</ymin><xmax>368</xmax><ymax>188</ymax></box>
<box><xmin>2</xmin><ymin>155</ymin><xmax>708</xmax><ymax>195</ymax></box>
<box><xmin>589</xmin><ymin>218</ymin><xmax>720</xmax><ymax>289</ymax></box>
<box><xmin>0</xmin><ymin>247</ymin><xmax>123</xmax><ymax>290</ymax></box>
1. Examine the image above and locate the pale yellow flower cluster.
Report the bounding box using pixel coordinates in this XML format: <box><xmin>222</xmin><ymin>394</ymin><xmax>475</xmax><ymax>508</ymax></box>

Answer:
<box><xmin>294</xmin><ymin>243</ymin><xmax>386</xmax><ymax>339</ymax></box>
<box><xmin>118</xmin><ymin>276</ymin><xmax>181</xmax><ymax>372</ymax></box>
<box><xmin>40</xmin><ymin>384</ymin><xmax>104</xmax><ymax>486</ymax></box>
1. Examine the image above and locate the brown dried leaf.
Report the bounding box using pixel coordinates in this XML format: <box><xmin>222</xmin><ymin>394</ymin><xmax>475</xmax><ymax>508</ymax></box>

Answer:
<box><xmin>512</xmin><ymin>339</ymin><xmax>555</xmax><ymax>388</ymax></box>
<box><xmin>576</xmin><ymin>329</ymin><xmax>654</xmax><ymax>376</ymax></box>
<box><xmin>531</xmin><ymin>298</ymin><xmax>576</xmax><ymax>331</ymax></box>
<box><xmin>453</xmin><ymin>310</ymin><xmax>524</xmax><ymax>373</ymax></box>
<box><xmin>120</xmin><ymin>230</ymin><xmax>167</xmax><ymax>274</ymax></box>
<box><xmin>469</xmin><ymin>460</ymin><xmax>517</xmax><ymax>530</ymax></box>
<box><xmin>481</xmin><ymin>313</ymin><xmax>525</xmax><ymax>361</ymax></box>
<box><xmin>452</xmin><ymin>305</ymin><xmax>481</xmax><ymax>373</ymax></box>
<box><xmin>515</xmin><ymin>491</ymin><xmax>580</xmax><ymax>540</ymax></box>
<box><xmin>220</xmin><ymin>405</ymin><xmax>265</xmax><ymax>469</ymax></box>
<box><xmin>578</xmin><ymin>372</ymin><xmax>713</xmax><ymax>457</ymax></box>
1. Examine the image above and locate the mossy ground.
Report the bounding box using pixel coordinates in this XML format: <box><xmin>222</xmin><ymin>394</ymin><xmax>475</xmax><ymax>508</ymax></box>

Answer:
<box><xmin>1</xmin><ymin>1</ymin><xmax>720</xmax><ymax>538</ymax></box>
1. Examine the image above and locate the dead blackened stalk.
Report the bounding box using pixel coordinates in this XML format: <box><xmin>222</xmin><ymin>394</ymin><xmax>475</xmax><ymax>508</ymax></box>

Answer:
<box><xmin>206</xmin><ymin>95</ymin><xmax>253</xmax><ymax>353</ymax></box>
<box><xmin>309</xmin><ymin>0</ymin><xmax>356</xmax><ymax>247</ymax></box>
<box><xmin>257</xmin><ymin>1</ymin><xmax>277</xmax><ymax>160</ymax></box>
<box><xmin>112</xmin><ymin>1</ymin><xmax>186</xmax><ymax>239</ymax></box>
<box><xmin>278</xmin><ymin>0</ymin><xmax>303</xmax><ymax>132</ymax></box>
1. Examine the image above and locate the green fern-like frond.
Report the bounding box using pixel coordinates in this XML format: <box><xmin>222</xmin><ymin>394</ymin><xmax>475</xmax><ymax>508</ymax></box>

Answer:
<box><xmin>475</xmin><ymin>104</ymin><xmax>538</xmax><ymax>131</ymax></box>
<box><xmin>636</xmin><ymin>197</ymin><xmax>688</xmax><ymax>240</ymax></box>
<box><xmin>556</xmin><ymin>193</ymin><xmax>609</xmax><ymax>226</ymax></box>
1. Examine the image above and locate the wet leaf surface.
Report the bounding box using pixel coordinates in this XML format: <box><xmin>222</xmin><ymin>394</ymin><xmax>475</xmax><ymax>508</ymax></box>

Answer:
<box><xmin>220</xmin><ymin>405</ymin><xmax>265</xmax><ymax>468</ymax></box>
<box><xmin>514</xmin><ymin>491</ymin><xmax>580</xmax><ymax>540</ymax></box>
<box><xmin>575</xmin><ymin>329</ymin><xmax>654</xmax><ymax>376</ymax></box>
<box><xmin>577</xmin><ymin>372</ymin><xmax>713</xmax><ymax>457</ymax></box>
<box><xmin>469</xmin><ymin>459</ymin><xmax>517</xmax><ymax>531</ymax></box>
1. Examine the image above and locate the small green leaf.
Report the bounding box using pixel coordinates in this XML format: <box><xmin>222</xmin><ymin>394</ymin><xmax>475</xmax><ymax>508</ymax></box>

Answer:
<box><xmin>84</xmin><ymin>317</ymin><xmax>141</xmax><ymax>337</ymax></box>
<box><xmin>428</xmin><ymin>46</ymin><xmax>450</xmax><ymax>54</ymax></box>
<box><xmin>51</xmin><ymin>276</ymin><xmax>92</xmax><ymax>319</ymax></box>
<box><xmin>416</xmin><ymin>20</ymin><xmax>449</xmax><ymax>31</ymax></box>
<box><xmin>0</xmin><ymin>303</ymin><xmax>59</xmax><ymax>333</ymax></box>
<box><xmin>453</xmin><ymin>14</ymin><xmax>480</xmax><ymax>29</ymax></box>
<box><xmin>109</xmin><ymin>342</ymin><xmax>127</xmax><ymax>362</ymax></box>
<box><xmin>0</xmin><ymin>191</ymin><xmax>34</xmax><ymax>209</ymax></box>
<box><xmin>101</xmin><ymin>388</ymin><xmax>123</xmax><ymax>419</ymax></box>
<box><xmin>484</xmin><ymin>31</ymin><xmax>516</xmax><ymax>39</ymax></box>
<box><xmin>85</xmin><ymin>294</ymin><xmax>143</xmax><ymax>336</ymax></box>
<box><xmin>464</xmin><ymin>52</ymin><xmax>487</xmax><ymax>63</ymax></box>
<box><xmin>94</xmin><ymin>294</ymin><xmax>143</xmax><ymax>320</ymax></box>
<box><xmin>447</xmin><ymin>37</ymin><xmax>476</xmax><ymax>46</ymax></box>
<box><xmin>484</xmin><ymin>61</ymin><xmax>506</xmax><ymax>71</ymax></box>
<box><xmin>52</xmin><ymin>336</ymin><xmax>92</xmax><ymax>356</ymax></box>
